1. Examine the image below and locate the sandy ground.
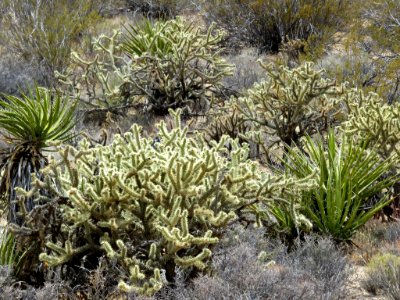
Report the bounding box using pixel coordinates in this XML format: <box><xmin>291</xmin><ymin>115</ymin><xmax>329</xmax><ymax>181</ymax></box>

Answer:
<box><xmin>347</xmin><ymin>266</ymin><xmax>387</xmax><ymax>299</ymax></box>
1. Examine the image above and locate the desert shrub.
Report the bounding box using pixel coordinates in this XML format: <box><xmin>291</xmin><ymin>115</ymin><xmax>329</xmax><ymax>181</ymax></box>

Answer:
<box><xmin>0</xmin><ymin>280</ymin><xmax>74</xmax><ymax>300</ymax></box>
<box><xmin>125</xmin><ymin>0</ymin><xmax>191</xmax><ymax>19</ymax></box>
<box><xmin>355</xmin><ymin>221</ymin><xmax>400</xmax><ymax>259</ymax></box>
<box><xmin>317</xmin><ymin>51</ymin><xmax>379</xmax><ymax>92</ymax></box>
<box><xmin>235</xmin><ymin>61</ymin><xmax>345</xmax><ymax>162</ymax></box>
<box><xmin>277</xmin><ymin>130</ymin><xmax>397</xmax><ymax>241</ymax></box>
<box><xmin>200</xmin><ymin>0</ymin><xmax>351</xmax><ymax>55</ymax></box>
<box><xmin>222</xmin><ymin>48</ymin><xmax>266</xmax><ymax>95</ymax></box>
<box><xmin>364</xmin><ymin>253</ymin><xmax>400</xmax><ymax>299</ymax></box>
<box><xmin>355</xmin><ymin>0</ymin><xmax>400</xmax><ymax>103</ymax></box>
<box><xmin>0</xmin><ymin>0</ymin><xmax>105</xmax><ymax>85</ymax></box>
<box><xmin>383</xmin><ymin>222</ymin><xmax>400</xmax><ymax>242</ymax></box>
<box><xmin>201</xmin><ymin>104</ymin><xmax>250</xmax><ymax>148</ymax></box>
<box><xmin>122</xmin><ymin>18</ymin><xmax>233</xmax><ymax>115</ymax></box>
<box><xmin>15</xmin><ymin>109</ymin><xmax>304</xmax><ymax>295</ymax></box>
<box><xmin>168</xmin><ymin>226</ymin><xmax>350</xmax><ymax>299</ymax></box>
<box><xmin>0</xmin><ymin>54</ymin><xmax>46</xmax><ymax>95</ymax></box>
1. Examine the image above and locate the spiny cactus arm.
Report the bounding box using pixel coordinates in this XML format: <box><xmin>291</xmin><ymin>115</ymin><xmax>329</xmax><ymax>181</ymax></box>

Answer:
<box><xmin>118</xmin><ymin>268</ymin><xmax>163</xmax><ymax>296</ymax></box>
<box><xmin>194</xmin><ymin>207</ymin><xmax>237</xmax><ymax>227</ymax></box>
<box><xmin>123</xmin><ymin>18</ymin><xmax>233</xmax><ymax>113</ymax></box>
<box><xmin>341</xmin><ymin>90</ymin><xmax>400</xmax><ymax>159</ymax></box>
<box><xmin>39</xmin><ymin>241</ymin><xmax>91</xmax><ymax>266</ymax></box>
<box><xmin>174</xmin><ymin>248</ymin><xmax>212</xmax><ymax>270</ymax></box>
<box><xmin>58</xmin><ymin>29</ymin><xmax>137</xmax><ymax>108</ymax></box>
<box><xmin>101</xmin><ymin>238</ymin><xmax>164</xmax><ymax>296</ymax></box>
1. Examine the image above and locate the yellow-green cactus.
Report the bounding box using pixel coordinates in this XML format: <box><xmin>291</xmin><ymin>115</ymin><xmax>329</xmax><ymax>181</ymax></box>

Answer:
<box><xmin>57</xmin><ymin>30</ymin><xmax>135</xmax><ymax>108</ymax></box>
<box><xmin>17</xmin><ymin>109</ymin><xmax>309</xmax><ymax>295</ymax></box>
<box><xmin>341</xmin><ymin>90</ymin><xmax>400</xmax><ymax>161</ymax></box>
<box><xmin>123</xmin><ymin>18</ymin><xmax>234</xmax><ymax>115</ymax></box>
<box><xmin>235</xmin><ymin>61</ymin><xmax>345</xmax><ymax>161</ymax></box>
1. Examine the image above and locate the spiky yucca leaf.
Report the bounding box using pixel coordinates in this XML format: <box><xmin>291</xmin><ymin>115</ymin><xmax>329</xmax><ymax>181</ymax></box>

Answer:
<box><xmin>0</xmin><ymin>228</ymin><xmax>28</xmax><ymax>277</ymax></box>
<box><xmin>282</xmin><ymin>130</ymin><xmax>397</xmax><ymax>241</ymax></box>
<box><xmin>0</xmin><ymin>87</ymin><xmax>77</xmax><ymax>147</ymax></box>
<box><xmin>122</xmin><ymin>20</ymin><xmax>175</xmax><ymax>58</ymax></box>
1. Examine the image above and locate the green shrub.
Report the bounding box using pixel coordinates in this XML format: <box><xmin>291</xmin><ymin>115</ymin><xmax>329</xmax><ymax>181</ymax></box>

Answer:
<box><xmin>125</xmin><ymin>0</ymin><xmax>191</xmax><ymax>19</ymax></box>
<box><xmin>364</xmin><ymin>253</ymin><xmax>400</xmax><ymax>298</ymax></box>
<box><xmin>0</xmin><ymin>0</ymin><xmax>104</xmax><ymax>85</ymax></box>
<box><xmin>278</xmin><ymin>130</ymin><xmax>397</xmax><ymax>241</ymax></box>
<box><xmin>16</xmin><ymin>109</ymin><xmax>302</xmax><ymax>295</ymax></box>
<box><xmin>201</xmin><ymin>0</ymin><xmax>351</xmax><ymax>55</ymax></box>
<box><xmin>122</xmin><ymin>18</ymin><xmax>234</xmax><ymax>115</ymax></box>
<box><xmin>356</xmin><ymin>0</ymin><xmax>400</xmax><ymax>103</ymax></box>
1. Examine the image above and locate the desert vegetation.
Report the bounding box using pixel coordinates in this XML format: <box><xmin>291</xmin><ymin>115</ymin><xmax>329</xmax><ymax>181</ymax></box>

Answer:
<box><xmin>0</xmin><ymin>0</ymin><xmax>399</xmax><ymax>299</ymax></box>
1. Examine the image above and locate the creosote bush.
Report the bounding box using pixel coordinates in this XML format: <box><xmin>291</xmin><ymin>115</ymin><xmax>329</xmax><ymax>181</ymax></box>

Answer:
<box><xmin>364</xmin><ymin>253</ymin><xmax>400</xmax><ymax>299</ymax></box>
<box><xmin>356</xmin><ymin>0</ymin><xmax>400</xmax><ymax>104</ymax></box>
<box><xmin>201</xmin><ymin>0</ymin><xmax>351</xmax><ymax>55</ymax></box>
<box><xmin>17</xmin><ymin>109</ymin><xmax>308</xmax><ymax>295</ymax></box>
<box><xmin>126</xmin><ymin>0</ymin><xmax>191</xmax><ymax>19</ymax></box>
<box><xmin>0</xmin><ymin>0</ymin><xmax>105</xmax><ymax>86</ymax></box>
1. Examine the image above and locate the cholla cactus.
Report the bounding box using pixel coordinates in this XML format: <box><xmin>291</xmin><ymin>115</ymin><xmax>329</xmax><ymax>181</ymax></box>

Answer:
<box><xmin>57</xmin><ymin>31</ymin><xmax>136</xmax><ymax>108</ymax></box>
<box><xmin>235</xmin><ymin>61</ymin><xmax>345</xmax><ymax>161</ymax></box>
<box><xmin>341</xmin><ymin>90</ymin><xmax>400</xmax><ymax>160</ymax></box>
<box><xmin>16</xmin><ymin>109</ymin><xmax>312</xmax><ymax>295</ymax></box>
<box><xmin>202</xmin><ymin>104</ymin><xmax>250</xmax><ymax>146</ymax></box>
<box><xmin>341</xmin><ymin>90</ymin><xmax>400</xmax><ymax>217</ymax></box>
<box><xmin>122</xmin><ymin>18</ymin><xmax>234</xmax><ymax>115</ymax></box>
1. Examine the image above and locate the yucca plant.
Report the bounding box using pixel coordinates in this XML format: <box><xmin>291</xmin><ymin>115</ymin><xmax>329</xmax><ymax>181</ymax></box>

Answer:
<box><xmin>281</xmin><ymin>130</ymin><xmax>397</xmax><ymax>241</ymax></box>
<box><xmin>0</xmin><ymin>228</ymin><xmax>27</xmax><ymax>277</ymax></box>
<box><xmin>123</xmin><ymin>20</ymin><xmax>175</xmax><ymax>58</ymax></box>
<box><xmin>0</xmin><ymin>86</ymin><xmax>77</xmax><ymax>225</ymax></box>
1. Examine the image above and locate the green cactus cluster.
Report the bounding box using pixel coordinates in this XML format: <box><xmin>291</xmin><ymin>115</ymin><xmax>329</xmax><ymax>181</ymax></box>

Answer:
<box><xmin>57</xmin><ymin>30</ymin><xmax>135</xmax><ymax>109</ymax></box>
<box><xmin>342</xmin><ymin>90</ymin><xmax>400</xmax><ymax>161</ymax></box>
<box><xmin>58</xmin><ymin>18</ymin><xmax>233</xmax><ymax>115</ymax></box>
<box><xmin>122</xmin><ymin>18</ymin><xmax>234</xmax><ymax>115</ymax></box>
<box><xmin>14</xmin><ymin>109</ymin><xmax>313</xmax><ymax>295</ymax></box>
<box><xmin>235</xmin><ymin>61</ymin><xmax>345</xmax><ymax>161</ymax></box>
